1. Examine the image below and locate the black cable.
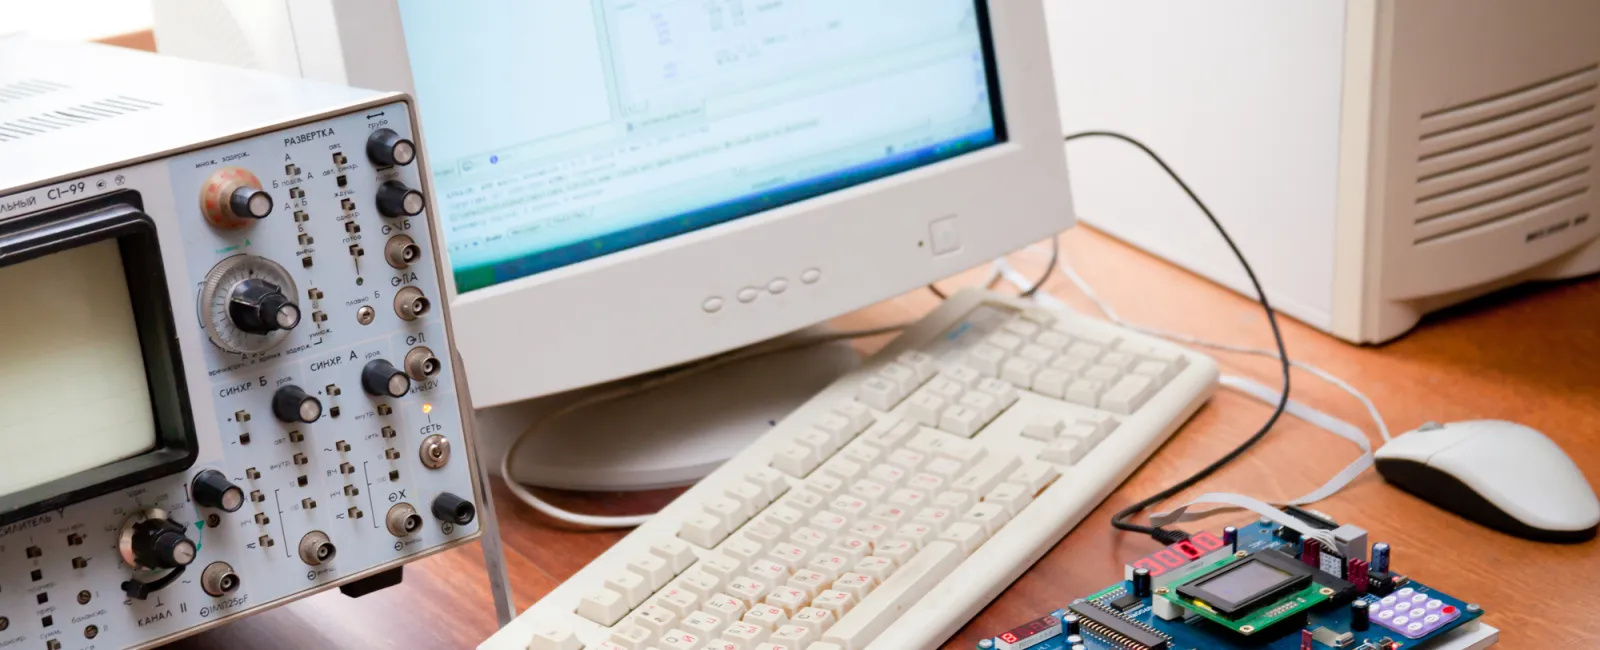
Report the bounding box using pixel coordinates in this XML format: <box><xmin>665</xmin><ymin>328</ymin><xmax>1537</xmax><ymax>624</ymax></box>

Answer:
<box><xmin>1063</xmin><ymin>131</ymin><xmax>1293</xmax><ymax>544</ymax></box>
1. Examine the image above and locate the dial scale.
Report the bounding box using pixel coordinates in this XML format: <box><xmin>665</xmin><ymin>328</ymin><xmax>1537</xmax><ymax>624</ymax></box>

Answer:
<box><xmin>0</xmin><ymin>39</ymin><xmax>492</xmax><ymax>650</ymax></box>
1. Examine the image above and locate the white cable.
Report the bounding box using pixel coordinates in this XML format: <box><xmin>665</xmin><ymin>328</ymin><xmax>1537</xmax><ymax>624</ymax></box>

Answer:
<box><xmin>502</xmin><ymin>322</ymin><xmax>912</xmax><ymax>529</ymax></box>
<box><xmin>1150</xmin><ymin>492</ymin><xmax>1341</xmax><ymax>552</ymax></box>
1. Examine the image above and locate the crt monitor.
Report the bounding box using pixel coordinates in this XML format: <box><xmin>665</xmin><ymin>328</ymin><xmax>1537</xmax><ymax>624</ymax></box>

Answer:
<box><xmin>154</xmin><ymin>0</ymin><xmax>1074</xmax><ymax>485</ymax></box>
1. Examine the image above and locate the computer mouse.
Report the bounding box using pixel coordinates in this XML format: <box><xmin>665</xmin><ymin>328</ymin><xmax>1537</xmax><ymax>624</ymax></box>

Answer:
<box><xmin>1375</xmin><ymin>420</ymin><xmax>1600</xmax><ymax>543</ymax></box>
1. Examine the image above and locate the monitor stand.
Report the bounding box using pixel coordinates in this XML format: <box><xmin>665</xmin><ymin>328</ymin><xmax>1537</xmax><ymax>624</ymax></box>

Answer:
<box><xmin>474</xmin><ymin>332</ymin><xmax>864</xmax><ymax>491</ymax></box>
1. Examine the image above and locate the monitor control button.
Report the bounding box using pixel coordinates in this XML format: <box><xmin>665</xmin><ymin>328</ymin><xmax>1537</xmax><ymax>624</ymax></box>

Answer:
<box><xmin>702</xmin><ymin>297</ymin><xmax>724</xmax><ymax>313</ymax></box>
<box><xmin>801</xmin><ymin>268</ymin><xmax>822</xmax><ymax>284</ymax></box>
<box><xmin>768</xmin><ymin>278</ymin><xmax>788</xmax><ymax>294</ymax></box>
<box><xmin>737</xmin><ymin>287</ymin><xmax>761</xmax><ymax>303</ymax></box>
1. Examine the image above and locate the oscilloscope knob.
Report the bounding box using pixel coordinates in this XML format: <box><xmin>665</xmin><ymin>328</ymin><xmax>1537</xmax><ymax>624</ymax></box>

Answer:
<box><xmin>200</xmin><ymin>167</ymin><xmax>273</xmax><ymax>229</ymax></box>
<box><xmin>376</xmin><ymin>181</ymin><xmax>426</xmax><ymax>218</ymax></box>
<box><xmin>191</xmin><ymin>469</ymin><xmax>245</xmax><ymax>513</ymax></box>
<box><xmin>362</xmin><ymin>359</ymin><xmax>412</xmax><ymax>398</ymax></box>
<box><xmin>122</xmin><ymin>513</ymin><xmax>197</xmax><ymax>571</ymax></box>
<box><xmin>367</xmin><ymin>128</ymin><xmax>417</xmax><ymax>167</ymax></box>
<box><xmin>273</xmin><ymin>385</ymin><xmax>323</xmax><ymax>424</ymax></box>
<box><xmin>228</xmin><ymin>278</ymin><xmax>301</xmax><ymax>336</ymax></box>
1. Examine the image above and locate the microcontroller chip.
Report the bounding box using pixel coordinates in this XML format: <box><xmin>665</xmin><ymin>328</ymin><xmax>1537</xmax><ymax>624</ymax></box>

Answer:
<box><xmin>1109</xmin><ymin>593</ymin><xmax>1141</xmax><ymax>612</ymax></box>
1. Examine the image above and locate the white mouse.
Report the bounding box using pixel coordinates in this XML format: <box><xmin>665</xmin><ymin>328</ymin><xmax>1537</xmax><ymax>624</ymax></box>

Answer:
<box><xmin>1375</xmin><ymin>420</ymin><xmax>1600</xmax><ymax>542</ymax></box>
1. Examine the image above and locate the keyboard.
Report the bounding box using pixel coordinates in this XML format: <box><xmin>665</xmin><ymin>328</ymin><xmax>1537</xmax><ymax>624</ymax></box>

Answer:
<box><xmin>481</xmin><ymin>288</ymin><xmax>1219</xmax><ymax>650</ymax></box>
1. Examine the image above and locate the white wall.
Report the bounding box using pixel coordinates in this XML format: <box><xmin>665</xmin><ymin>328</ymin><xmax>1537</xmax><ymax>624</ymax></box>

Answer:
<box><xmin>0</xmin><ymin>0</ymin><xmax>152</xmax><ymax>40</ymax></box>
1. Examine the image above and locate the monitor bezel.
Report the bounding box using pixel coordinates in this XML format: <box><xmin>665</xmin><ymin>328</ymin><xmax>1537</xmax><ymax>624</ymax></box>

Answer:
<box><xmin>333</xmin><ymin>0</ymin><xmax>1075</xmax><ymax>406</ymax></box>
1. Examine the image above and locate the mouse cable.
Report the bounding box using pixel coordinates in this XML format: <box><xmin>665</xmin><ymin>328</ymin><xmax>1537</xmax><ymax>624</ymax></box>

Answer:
<box><xmin>1062</xmin><ymin>130</ymin><xmax>1293</xmax><ymax>545</ymax></box>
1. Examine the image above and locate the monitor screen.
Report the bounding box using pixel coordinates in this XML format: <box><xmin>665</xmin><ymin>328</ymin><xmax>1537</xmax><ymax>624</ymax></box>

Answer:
<box><xmin>398</xmin><ymin>0</ymin><xmax>1005</xmax><ymax>293</ymax></box>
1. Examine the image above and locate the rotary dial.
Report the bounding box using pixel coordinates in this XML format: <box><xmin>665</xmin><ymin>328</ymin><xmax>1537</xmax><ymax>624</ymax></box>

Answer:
<box><xmin>199</xmin><ymin>255</ymin><xmax>302</xmax><ymax>353</ymax></box>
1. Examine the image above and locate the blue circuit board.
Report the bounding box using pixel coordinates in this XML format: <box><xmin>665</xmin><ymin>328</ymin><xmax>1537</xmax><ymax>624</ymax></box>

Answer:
<box><xmin>984</xmin><ymin>523</ymin><xmax>1484</xmax><ymax>650</ymax></box>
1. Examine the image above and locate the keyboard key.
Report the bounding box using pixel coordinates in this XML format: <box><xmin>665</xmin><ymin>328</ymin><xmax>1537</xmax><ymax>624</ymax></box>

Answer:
<box><xmin>886</xmin><ymin>489</ymin><xmax>929</xmax><ymax>509</ymax></box>
<box><xmin>867</xmin><ymin>464</ymin><xmax>908</xmax><ymax>486</ymax></box>
<box><xmin>841</xmin><ymin>444</ymin><xmax>882</xmax><ymax>466</ymax></box>
<box><xmin>681</xmin><ymin>611</ymin><xmax>730</xmax><ymax>640</ymax></box>
<box><xmin>938</xmin><ymin>405</ymin><xmax>985</xmax><ymax>437</ymax></box>
<box><xmin>850</xmin><ymin>519</ymin><xmax>891</xmax><ymax>541</ymax></box>
<box><xmin>1039</xmin><ymin>436</ymin><xmax>1087</xmax><ymax>465</ymax></box>
<box><xmin>1021</xmin><ymin>415</ymin><xmax>1064</xmax><ymax>441</ymax></box>
<box><xmin>854</xmin><ymin>376</ymin><xmax>903</xmax><ymax>410</ymax></box>
<box><xmin>985</xmin><ymin>332</ymin><xmax>1024</xmax><ymax>353</ymax></box>
<box><xmin>950</xmin><ymin>454</ymin><xmax>1021</xmax><ymax>497</ymax></box>
<box><xmin>707</xmin><ymin>497</ymin><xmax>749</xmax><ymax>525</ymax></box>
<box><xmin>633</xmin><ymin>604</ymin><xmax>679</xmax><ymax>635</ymax></box>
<box><xmin>772</xmin><ymin>624</ymin><xmax>819</xmax><ymax>648</ymax></box>
<box><xmin>821</xmin><ymin>541</ymin><xmax>963</xmax><ymax>650</ymax></box>
<box><xmin>650</xmin><ymin>537</ymin><xmax>698</xmax><ymax>574</ymax></box>
<box><xmin>657</xmin><ymin>587</ymin><xmax>700</xmax><ymax>616</ymax></box>
<box><xmin>938</xmin><ymin>521</ymin><xmax>989</xmax><ymax>554</ymax></box>
<box><xmin>814</xmin><ymin>413</ymin><xmax>859</xmax><ymax>447</ymax></box>
<box><xmin>807</xmin><ymin>553</ymin><xmax>851</xmax><ymax>581</ymax></box>
<box><xmin>828</xmin><ymin>495</ymin><xmax>871</xmax><ymax>519</ymax></box>
<box><xmin>794</xmin><ymin>429</ymin><xmax>838</xmax><ymax>456</ymax></box>
<box><xmin>1001</xmin><ymin>318</ymin><xmax>1041</xmax><ymax>339</ymax></box>
<box><xmin>721</xmin><ymin>622</ymin><xmax>769</xmax><ymax>646</ymax></box>
<box><xmin>746</xmin><ymin>520</ymin><xmax>786</xmax><ymax>546</ymax></box>
<box><xmin>1049</xmin><ymin>355</ymin><xmax>1089</xmax><ymax>375</ymax></box>
<box><xmin>528</xmin><ymin>625</ymin><xmax>582</xmax><ymax>650</ymax></box>
<box><xmin>1035</xmin><ymin>330</ymin><xmax>1072</xmax><ymax>351</ymax></box>
<box><xmin>931</xmin><ymin>437</ymin><xmax>986</xmax><ymax>466</ymax></box>
<box><xmin>1101</xmin><ymin>375</ymin><xmax>1156</xmax><ymax>414</ymax></box>
<box><xmin>859</xmin><ymin>419</ymin><xmax>916</xmax><ymax>450</ymax></box>
<box><xmin>727</xmin><ymin>577</ymin><xmax>772</xmax><ymax>607</ymax></box>
<box><xmin>609</xmin><ymin>622</ymin><xmax>654</xmax><ymax>649</ymax></box>
<box><xmin>1031</xmin><ymin>369</ymin><xmax>1072</xmax><ymax>398</ymax></box>
<box><xmin>999</xmin><ymin>358</ymin><xmax>1041</xmax><ymax>387</ymax></box>
<box><xmin>895</xmin><ymin>351</ymin><xmax>938</xmax><ymax>381</ymax></box>
<box><xmin>790</xmin><ymin>607</ymin><xmax>837</xmax><ymax>635</ymax></box>
<box><xmin>721</xmin><ymin>535</ymin><xmax>766</xmax><ymax>564</ymax></box>
<box><xmin>830</xmin><ymin>402</ymin><xmax>876</xmax><ymax>435</ymax></box>
<box><xmin>701</xmin><ymin>553</ymin><xmax>745</xmax><ymax>582</ymax></box>
<box><xmin>812</xmin><ymin>590</ymin><xmax>857</xmax><ymax>616</ymax></box>
<box><xmin>941</xmin><ymin>365</ymin><xmax>982</xmax><ymax>388</ymax></box>
<box><xmin>866</xmin><ymin>504</ymin><xmax>910</xmax><ymax>525</ymax></box>
<box><xmin>832</xmin><ymin>573</ymin><xmax>877</xmax><ymax>600</ymax></box>
<box><xmin>958</xmin><ymin>391</ymin><xmax>1001</xmax><ymax>421</ymax></box>
<box><xmin>973</xmin><ymin>378</ymin><xmax>1020</xmax><ymax>409</ymax></box>
<box><xmin>782</xmin><ymin>491</ymin><xmax>827</xmax><ymax>517</ymax></box>
<box><xmin>846</xmin><ymin>479</ymin><xmax>889</xmax><ymax>501</ymax></box>
<box><xmin>657</xmin><ymin>629</ymin><xmax>705</xmax><ymax>650</ymax></box>
<box><xmin>820</xmin><ymin>459</ymin><xmax>864</xmax><ymax>482</ymax></box>
<box><xmin>1017</xmin><ymin>343</ymin><xmax>1055</xmax><ymax>363</ymax></box>
<box><xmin>984</xmin><ymin>482</ymin><xmax>1033</xmax><ymax>516</ymax></box>
<box><xmin>933</xmin><ymin>491</ymin><xmax>972</xmax><ymax>510</ymax></box>
<box><xmin>628</xmin><ymin>553</ymin><xmax>673</xmax><ymax>590</ymax></box>
<box><xmin>853</xmin><ymin>556</ymin><xmax>897</xmax><ymax>582</ymax></box>
<box><xmin>790</xmin><ymin>527</ymin><xmax>831</xmax><ymax>550</ymax></box>
<box><xmin>1132</xmin><ymin>359</ymin><xmax>1175</xmax><ymax>382</ymax></box>
<box><xmin>911</xmin><ymin>507</ymin><xmax>957</xmax><ymax>531</ymax></box>
<box><xmin>964</xmin><ymin>344</ymin><xmax>1006</xmax><ymax>377</ymax></box>
<box><xmin>703</xmin><ymin>593</ymin><xmax>749</xmax><ymax>620</ymax></box>
<box><xmin>1062</xmin><ymin>422</ymin><xmax>1101</xmax><ymax>443</ymax></box>
<box><xmin>874</xmin><ymin>538</ymin><xmax>920</xmax><ymax>562</ymax></box>
<box><xmin>907</xmin><ymin>472</ymin><xmax>944</xmax><ymax>493</ymax></box>
<box><xmin>772</xmin><ymin>444</ymin><xmax>822</xmax><ymax>477</ymax></box>
<box><xmin>766</xmin><ymin>586</ymin><xmax>811</xmax><ymax>615</ymax></box>
<box><xmin>903</xmin><ymin>392</ymin><xmax>945</xmax><ymax>426</ymax></box>
<box><xmin>1064</xmin><ymin>379</ymin><xmax>1106</xmax><ymax>407</ymax></box>
<box><xmin>1097</xmin><ymin>351</ymin><xmax>1138</xmax><ymax>371</ymax></box>
<box><xmin>787</xmin><ymin>569</ymin><xmax>831</xmax><ymax>599</ymax></box>
<box><xmin>829</xmin><ymin>535</ymin><xmax>873</xmax><ymax>561</ymax></box>
<box><xmin>744</xmin><ymin>603</ymin><xmax>790</xmax><ymax>630</ymax></box>
<box><xmin>577</xmin><ymin>588</ymin><xmax>629</xmax><ymax>626</ymax></box>
<box><xmin>1068</xmin><ymin>327</ymin><xmax>1121</xmax><ymax>348</ymax></box>
<box><xmin>1021</xmin><ymin>308</ymin><xmax>1057</xmax><ymax>326</ymax></box>
<box><xmin>923</xmin><ymin>457</ymin><xmax>965</xmax><ymax>479</ymax></box>
<box><xmin>675</xmin><ymin>570</ymin><xmax>721</xmax><ymax>598</ymax></box>
<box><xmin>769</xmin><ymin>543</ymin><xmax>811</xmax><ymax>570</ymax></box>
<box><xmin>809</xmin><ymin>511</ymin><xmax>851</xmax><ymax>532</ymax></box>
<box><xmin>961</xmin><ymin>502</ymin><xmax>1011</xmax><ymax>535</ymax></box>
<box><xmin>922</xmin><ymin>376</ymin><xmax>966</xmax><ymax>401</ymax></box>
<box><xmin>1065</xmin><ymin>342</ymin><xmax>1104</xmax><ymax>361</ymax></box>
<box><xmin>1082</xmin><ymin>364</ymin><xmax>1122</xmax><ymax>384</ymax></box>
<box><xmin>605</xmin><ymin>570</ymin><xmax>650</xmax><ymax>608</ymax></box>
<box><xmin>1011</xmin><ymin>461</ymin><xmax>1061</xmax><ymax>493</ymax></box>
<box><xmin>746</xmin><ymin>467</ymin><xmax>792</xmax><ymax>502</ymax></box>
<box><xmin>877</xmin><ymin>364</ymin><xmax>919</xmax><ymax>396</ymax></box>
<box><xmin>681</xmin><ymin>509</ymin><xmax>733</xmax><ymax>548</ymax></box>
<box><xmin>884</xmin><ymin>448</ymin><xmax>926</xmax><ymax>471</ymax></box>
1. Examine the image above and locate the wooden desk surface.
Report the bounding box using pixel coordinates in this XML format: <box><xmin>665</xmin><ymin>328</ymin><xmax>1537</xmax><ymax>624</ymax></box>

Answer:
<box><xmin>163</xmin><ymin>227</ymin><xmax>1600</xmax><ymax>649</ymax></box>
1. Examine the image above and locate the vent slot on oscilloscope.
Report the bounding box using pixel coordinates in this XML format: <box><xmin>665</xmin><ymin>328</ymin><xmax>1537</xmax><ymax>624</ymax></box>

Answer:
<box><xmin>0</xmin><ymin>78</ymin><xmax>161</xmax><ymax>144</ymax></box>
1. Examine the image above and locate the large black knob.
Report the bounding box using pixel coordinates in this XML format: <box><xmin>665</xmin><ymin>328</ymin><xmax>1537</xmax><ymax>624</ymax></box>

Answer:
<box><xmin>228</xmin><ymin>187</ymin><xmax>273</xmax><ymax>220</ymax></box>
<box><xmin>273</xmin><ymin>385</ymin><xmax>323</xmax><ymax>423</ymax></box>
<box><xmin>362</xmin><ymin>359</ymin><xmax>411</xmax><ymax>398</ymax></box>
<box><xmin>191</xmin><ymin>469</ymin><xmax>245</xmax><ymax>513</ymax></box>
<box><xmin>432</xmin><ymin>492</ymin><xmax>477</xmax><ymax>526</ymax></box>
<box><xmin>366</xmin><ymin>128</ymin><xmax>417</xmax><ymax>167</ymax></box>
<box><xmin>129</xmin><ymin>517</ymin><xmax>197</xmax><ymax>570</ymax></box>
<box><xmin>228</xmin><ymin>278</ymin><xmax>300</xmax><ymax>335</ymax></box>
<box><xmin>375</xmin><ymin>181</ymin><xmax>425</xmax><ymax>217</ymax></box>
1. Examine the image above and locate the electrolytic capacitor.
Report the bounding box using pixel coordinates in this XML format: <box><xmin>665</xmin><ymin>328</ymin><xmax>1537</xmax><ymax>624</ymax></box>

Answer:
<box><xmin>1300</xmin><ymin>537</ymin><xmax>1322</xmax><ymax>567</ymax></box>
<box><xmin>1132</xmin><ymin>567</ymin><xmax>1152</xmax><ymax>598</ymax></box>
<box><xmin>1063</xmin><ymin>614</ymin><xmax>1080</xmax><ymax>636</ymax></box>
<box><xmin>1222</xmin><ymin>526</ymin><xmax>1238</xmax><ymax>548</ymax></box>
<box><xmin>1351</xmin><ymin>600</ymin><xmax>1371</xmax><ymax>631</ymax></box>
<box><xmin>1371</xmin><ymin>542</ymin><xmax>1391</xmax><ymax>573</ymax></box>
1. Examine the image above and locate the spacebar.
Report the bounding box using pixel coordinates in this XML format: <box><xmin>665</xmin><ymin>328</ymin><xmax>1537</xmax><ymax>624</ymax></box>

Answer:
<box><xmin>822</xmin><ymin>541</ymin><xmax>964</xmax><ymax>650</ymax></box>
